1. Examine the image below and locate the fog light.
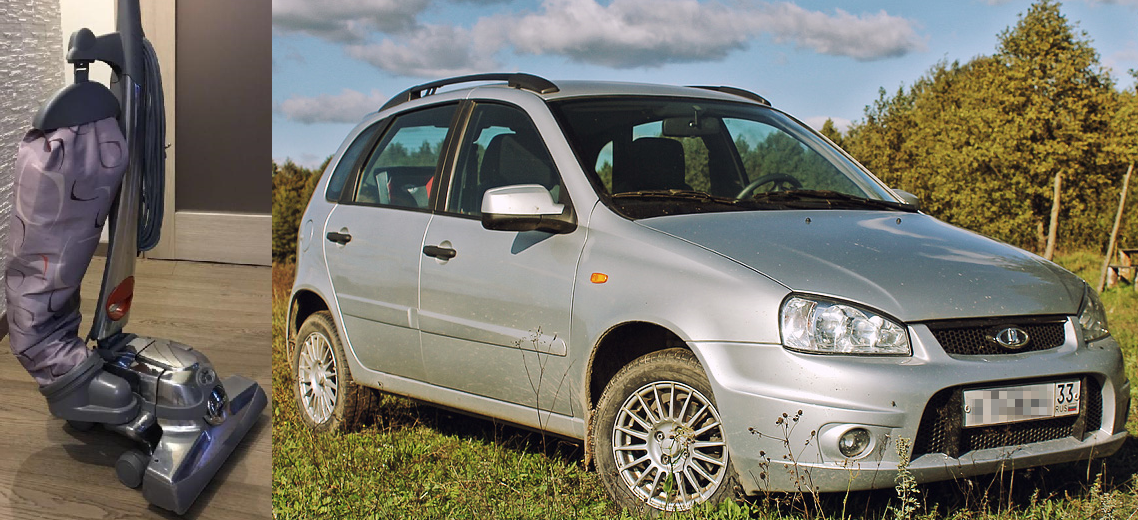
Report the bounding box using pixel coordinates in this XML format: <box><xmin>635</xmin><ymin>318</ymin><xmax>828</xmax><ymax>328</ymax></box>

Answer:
<box><xmin>838</xmin><ymin>428</ymin><xmax>871</xmax><ymax>458</ymax></box>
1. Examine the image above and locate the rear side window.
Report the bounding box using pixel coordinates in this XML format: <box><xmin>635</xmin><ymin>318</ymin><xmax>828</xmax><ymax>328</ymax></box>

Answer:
<box><xmin>353</xmin><ymin>105</ymin><xmax>456</xmax><ymax>209</ymax></box>
<box><xmin>325</xmin><ymin>122</ymin><xmax>381</xmax><ymax>202</ymax></box>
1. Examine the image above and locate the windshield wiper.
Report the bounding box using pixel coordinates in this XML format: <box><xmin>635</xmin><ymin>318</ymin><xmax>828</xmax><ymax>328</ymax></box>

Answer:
<box><xmin>747</xmin><ymin>190</ymin><xmax>917</xmax><ymax>212</ymax></box>
<box><xmin>612</xmin><ymin>190</ymin><xmax>741</xmax><ymax>205</ymax></box>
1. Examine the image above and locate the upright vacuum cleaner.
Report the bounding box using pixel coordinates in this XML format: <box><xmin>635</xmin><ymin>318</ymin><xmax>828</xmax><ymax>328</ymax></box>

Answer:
<box><xmin>5</xmin><ymin>1</ymin><xmax>267</xmax><ymax>514</ymax></box>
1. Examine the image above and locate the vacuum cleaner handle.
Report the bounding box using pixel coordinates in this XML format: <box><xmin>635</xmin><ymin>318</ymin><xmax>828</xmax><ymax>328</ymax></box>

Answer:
<box><xmin>116</xmin><ymin>0</ymin><xmax>144</xmax><ymax>82</ymax></box>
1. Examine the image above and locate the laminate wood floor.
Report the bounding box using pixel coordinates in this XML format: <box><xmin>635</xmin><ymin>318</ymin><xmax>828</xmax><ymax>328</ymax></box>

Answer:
<box><xmin>0</xmin><ymin>258</ymin><xmax>271</xmax><ymax>519</ymax></box>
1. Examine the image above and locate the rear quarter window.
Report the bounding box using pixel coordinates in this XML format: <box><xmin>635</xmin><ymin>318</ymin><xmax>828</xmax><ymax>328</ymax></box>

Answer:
<box><xmin>324</xmin><ymin>122</ymin><xmax>382</xmax><ymax>202</ymax></box>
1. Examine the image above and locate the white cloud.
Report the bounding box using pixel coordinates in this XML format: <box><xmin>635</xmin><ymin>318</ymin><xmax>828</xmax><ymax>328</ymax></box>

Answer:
<box><xmin>761</xmin><ymin>3</ymin><xmax>926</xmax><ymax>61</ymax></box>
<box><xmin>804</xmin><ymin>116</ymin><xmax>852</xmax><ymax>133</ymax></box>
<box><xmin>274</xmin><ymin>154</ymin><xmax>327</xmax><ymax>169</ymax></box>
<box><xmin>345</xmin><ymin>24</ymin><xmax>502</xmax><ymax>77</ymax></box>
<box><xmin>275</xmin><ymin>88</ymin><xmax>387</xmax><ymax>124</ymax></box>
<box><xmin>297</xmin><ymin>0</ymin><xmax>926</xmax><ymax>75</ymax></box>
<box><xmin>297</xmin><ymin>153</ymin><xmax>325</xmax><ymax>168</ymax></box>
<box><xmin>485</xmin><ymin>0</ymin><xmax>925</xmax><ymax>68</ymax></box>
<box><xmin>1104</xmin><ymin>45</ymin><xmax>1138</xmax><ymax>78</ymax></box>
<box><xmin>1082</xmin><ymin>0</ymin><xmax>1138</xmax><ymax>5</ymax></box>
<box><xmin>272</xmin><ymin>0</ymin><xmax>430</xmax><ymax>42</ymax></box>
<box><xmin>489</xmin><ymin>0</ymin><xmax>756</xmax><ymax>67</ymax></box>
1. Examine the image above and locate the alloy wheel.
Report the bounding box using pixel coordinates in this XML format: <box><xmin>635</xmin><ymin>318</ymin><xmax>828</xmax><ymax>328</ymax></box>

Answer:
<box><xmin>611</xmin><ymin>380</ymin><xmax>729</xmax><ymax>511</ymax></box>
<box><xmin>297</xmin><ymin>331</ymin><xmax>338</xmax><ymax>424</ymax></box>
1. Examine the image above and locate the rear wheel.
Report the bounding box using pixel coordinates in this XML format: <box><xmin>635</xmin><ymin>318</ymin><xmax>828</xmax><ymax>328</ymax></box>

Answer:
<box><xmin>593</xmin><ymin>348</ymin><xmax>738</xmax><ymax>513</ymax></box>
<box><xmin>292</xmin><ymin>311</ymin><xmax>377</xmax><ymax>432</ymax></box>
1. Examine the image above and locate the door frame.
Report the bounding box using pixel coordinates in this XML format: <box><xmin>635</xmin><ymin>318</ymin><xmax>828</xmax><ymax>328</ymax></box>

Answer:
<box><xmin>140</xmin><ymin>0</ymin><xmax>271</xmax><ymax>265</ymax></box>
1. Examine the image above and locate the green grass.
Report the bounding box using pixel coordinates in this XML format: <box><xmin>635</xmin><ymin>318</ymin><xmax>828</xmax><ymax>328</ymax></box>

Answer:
<box><xmin>271</xmin><ymin>252</ymin><xmax>1138</xmax><ymax>519</ymax></box>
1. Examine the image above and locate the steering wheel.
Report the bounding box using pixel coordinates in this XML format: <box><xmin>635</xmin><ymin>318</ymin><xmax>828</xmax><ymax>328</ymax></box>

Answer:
<box><xmin>736</xmin><ymin>173</ymin><xmax>803</xmax><ymax>199</ymax></box>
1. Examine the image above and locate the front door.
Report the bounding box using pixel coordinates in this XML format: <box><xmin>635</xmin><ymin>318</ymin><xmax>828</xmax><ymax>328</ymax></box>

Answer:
<box><xmin>419</xmin><ymin>103</ymin><xmax>585</xmax><ymax>414</ymax></box>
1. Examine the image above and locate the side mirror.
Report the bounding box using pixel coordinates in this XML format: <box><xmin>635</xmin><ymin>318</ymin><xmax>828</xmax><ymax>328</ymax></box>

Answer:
<box><xmin>481</xmin><ymin>185</ymin><xmax>577</xmax><ymax>234</ymax></box>
<box><xmin>894</xmin><ymin>189</ymin><xmax>921</xmax><ymax>211</ymax></box>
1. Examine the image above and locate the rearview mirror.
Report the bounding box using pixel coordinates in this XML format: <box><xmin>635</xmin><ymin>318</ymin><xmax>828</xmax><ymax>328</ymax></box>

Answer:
<box><xmin>481</xmin><ymin>185</ymin><xmax>577</xmax><ymax>234</ymax></box>
<box><xmin>662</xmin><ymin>116</ymin><xmax>721</xmax><ymax>137</ymax></box>
<box><xmin>894</xmin><ymin>189</ymin><xmax>921</xmax><ymax>211</ymax></box>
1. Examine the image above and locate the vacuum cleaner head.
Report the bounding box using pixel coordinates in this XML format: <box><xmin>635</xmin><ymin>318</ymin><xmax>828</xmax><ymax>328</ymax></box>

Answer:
<box><xmin>107</xmin><ymin>336</ymin><xmax>267</xmax><ymax>514</ymax></box>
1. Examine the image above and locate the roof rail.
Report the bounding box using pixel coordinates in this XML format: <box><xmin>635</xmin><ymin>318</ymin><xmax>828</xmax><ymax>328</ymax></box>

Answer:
<box><xmin>689</xmin><ymin>85</ymin><xmax>771</xmax><ymax>106</ymax></box>
<box><xmin>379</xmin><ymin>73</ymin><xmax>559</xmax><ymax>112</ymax></box>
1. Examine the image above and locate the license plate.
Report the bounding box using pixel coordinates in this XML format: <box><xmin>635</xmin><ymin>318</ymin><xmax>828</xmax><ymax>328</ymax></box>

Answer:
<box><xmin>962</xmin><ymin>380</ymin><xmax>1080</xmax><ymax>428</ymax></box>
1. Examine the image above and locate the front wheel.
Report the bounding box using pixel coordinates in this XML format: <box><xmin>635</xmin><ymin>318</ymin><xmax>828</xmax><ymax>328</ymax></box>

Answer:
<box><xmin>593</xmin><ymin>348</ymin><xmax>738</xmax><ymax>513</ymax></box>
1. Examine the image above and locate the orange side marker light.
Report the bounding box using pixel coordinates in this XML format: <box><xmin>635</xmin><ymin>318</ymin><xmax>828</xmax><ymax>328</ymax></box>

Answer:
<box><xmin>590</xmin><ymin>273</ymin><xmax>608</xmax><ymax>284</ymax></box>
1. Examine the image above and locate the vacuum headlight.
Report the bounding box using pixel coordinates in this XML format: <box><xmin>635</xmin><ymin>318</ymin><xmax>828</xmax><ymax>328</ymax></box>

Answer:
<box><xmin>781</xmin><ymin>296</ymin><xmax>910</xmax><ymax>355</ymax></box>
<box><xmin>1078</xmin><ymin>285</ymin><xmax>1110</xmax><ymax>343</ymax></box>
<box><xmin>204</xmin><ymin>385</ymin><xmax>228</xmax><ymax>426</ymax></box>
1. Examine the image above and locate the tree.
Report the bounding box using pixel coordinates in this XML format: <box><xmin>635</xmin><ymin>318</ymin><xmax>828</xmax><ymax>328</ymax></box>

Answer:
<box><xmin>819</xmin><ymin>118</ymin><xmax>844</xmax><ymax>148</ymax></box>
<box><xmin>844</xmin><ymin>0</ymin><xmax>1122</xmax><ymax>253</ymax></box>
<box><xmin>993</xmin><ymin>0</ymin><xmax>1115</xmax><ymax>254</ymax></box>
<box><xmin>272</xmin><ymin>158</ymin><xmax>326</xmax><ymax>262</ymax></box>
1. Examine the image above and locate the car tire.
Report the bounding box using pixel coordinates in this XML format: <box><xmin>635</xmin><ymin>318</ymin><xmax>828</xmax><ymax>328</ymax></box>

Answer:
<box><xmin>593</xmin><ymin>348</ymin><xmax>739</xmax><ymax>513</ymax></box>
<box><xmin>292</xmin><ymin>311</ymin><xmax>378</xmax><ymax>432</ymax></box>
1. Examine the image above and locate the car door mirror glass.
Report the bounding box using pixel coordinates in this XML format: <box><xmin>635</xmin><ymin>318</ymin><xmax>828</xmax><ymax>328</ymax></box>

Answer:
<box><xmin>894</xmin><ymin>189</ymin><xmax>921</xmax><ymax>210</ymax></box>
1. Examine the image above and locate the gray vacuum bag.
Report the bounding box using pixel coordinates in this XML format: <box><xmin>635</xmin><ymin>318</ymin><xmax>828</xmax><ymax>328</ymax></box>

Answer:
<box><xmin>6</xmin><ymin>117</ymin><xmax>126</xmax><ymax>385</ymax></box>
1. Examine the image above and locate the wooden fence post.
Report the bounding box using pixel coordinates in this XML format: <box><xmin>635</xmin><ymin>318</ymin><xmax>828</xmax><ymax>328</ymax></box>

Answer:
<box><xmin>1098</xmin><ymin>162</ymin><xmax>1134</xmax><ymax>293</ymax></box>
<box><xmin>1044</xmin><ymin>171</ymin><xmax>1062</xmax><ymax>260</ymax></box>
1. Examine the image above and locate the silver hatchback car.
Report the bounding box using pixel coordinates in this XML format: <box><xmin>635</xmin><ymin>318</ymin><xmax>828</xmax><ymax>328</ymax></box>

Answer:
<box><xmin>287</xmin><ymin>73</ymin><xmax>1129</xmax><ymax>512</ymax></box>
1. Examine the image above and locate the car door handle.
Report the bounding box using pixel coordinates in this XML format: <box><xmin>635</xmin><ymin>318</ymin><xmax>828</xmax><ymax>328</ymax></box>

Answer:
<box><xmin>326</xmin><ymin>231</ymin><xmax>352</xmax><ymax>245</ymax></box>
<box><xmin>422</xmin><ymin>245</ymin><xmax>457</xmax><ymax>260</ymax></box>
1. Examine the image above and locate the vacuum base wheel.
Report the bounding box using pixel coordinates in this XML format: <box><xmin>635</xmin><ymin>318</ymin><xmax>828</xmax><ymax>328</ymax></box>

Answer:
<box><xmin>67</xmin><ymin>420</ymin><xmax>95</xmax><ymax>432</ymax></box>
<box><xmin>116</xmin><ymin>449</ymin><xmax>149</xmax><ymax>489</ymax></box>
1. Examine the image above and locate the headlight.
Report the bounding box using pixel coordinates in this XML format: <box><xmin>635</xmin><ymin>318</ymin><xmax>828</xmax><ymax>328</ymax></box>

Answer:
<box><xmin>1078</xmin><ymin>285</ymin><xmax>1109</xmax><ymax>343</ymax></box>
<box><xmin>780</xmin><ymin>296</ymin><xmax>910</xmax><ymax>355</ymax></box>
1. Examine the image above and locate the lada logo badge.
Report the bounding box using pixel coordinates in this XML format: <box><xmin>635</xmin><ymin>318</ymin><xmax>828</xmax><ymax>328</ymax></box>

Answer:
<box><xmin>993</xmin><ymin>327</ymin><xmax>1030</xmax><ymax>350</ymax></box>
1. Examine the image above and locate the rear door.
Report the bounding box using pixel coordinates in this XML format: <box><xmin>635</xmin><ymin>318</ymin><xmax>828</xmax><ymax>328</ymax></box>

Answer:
<box><xmin>324</xmin><ymin>104</ymin><xmax>458</xmax><ymax>381</ymax></box>
<box><xmin>418</xmin><ymin>102</ymin><xmax>585</xmax><ymax>414</ymax></box>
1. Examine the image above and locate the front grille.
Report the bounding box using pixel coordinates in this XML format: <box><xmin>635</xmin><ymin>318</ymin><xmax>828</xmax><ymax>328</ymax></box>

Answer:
<box><xmin>911</xmin><ymin>376</ymin><xmax>1102</xmax><ymax>460</ymax></box>
<box><xmin>926</xmin><ymin>316</ymin><xmax>1066</xmax><ymax>356</ymax></box>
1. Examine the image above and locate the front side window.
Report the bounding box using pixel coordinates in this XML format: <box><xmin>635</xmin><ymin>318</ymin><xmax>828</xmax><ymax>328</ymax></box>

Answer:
<box><xmin>553</xmin><ymin>97</ymin><xmax>906</xmax><ymax>219</ymax></box>
<box><xmin>446</xmin><ymin>103</ymin><xmax>564</xmax><ymax>217</ymax></box>
<box><xmin>353</xmin><ymin>104</ymin><xmax>456</xmax><ymax>209</ymax></box>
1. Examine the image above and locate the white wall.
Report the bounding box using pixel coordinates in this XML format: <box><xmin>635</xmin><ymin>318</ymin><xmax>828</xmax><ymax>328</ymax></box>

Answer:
<box><xmin>0</xmin><ymin>1</ymin><xmax>66</xmax><ymax>321</ymax></box>
<box><xmin>59</xmin><ymin>0</ymin><xmax>114</xmax><ymax>87</ymax></box>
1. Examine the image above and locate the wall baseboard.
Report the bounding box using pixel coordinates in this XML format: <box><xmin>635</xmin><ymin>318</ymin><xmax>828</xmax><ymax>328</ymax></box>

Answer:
<box><xmin>145</xmin><ymin>211</ymin><xmax>270</xmax><ymax>266</ymax></box>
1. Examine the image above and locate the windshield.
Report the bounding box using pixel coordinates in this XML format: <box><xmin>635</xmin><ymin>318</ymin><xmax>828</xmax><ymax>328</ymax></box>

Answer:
<box><xmin>550</xmin><ymin>97</ymin><xmax>909</xmax><ymax>218</ymax></box>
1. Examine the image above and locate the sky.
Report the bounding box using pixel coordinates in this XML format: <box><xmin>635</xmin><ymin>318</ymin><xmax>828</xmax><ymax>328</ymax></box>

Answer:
<box><xmin>272</xmin><ymin>0</ymin><xmax>1138</xmax><ymax>169</ymax></box>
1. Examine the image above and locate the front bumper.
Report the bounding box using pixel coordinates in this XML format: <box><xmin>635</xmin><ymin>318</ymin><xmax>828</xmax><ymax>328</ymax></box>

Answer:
<box><xmin>693</xmin><ymin>319</ymin><xmax>1131</xmax><ymax>494</ymax></box>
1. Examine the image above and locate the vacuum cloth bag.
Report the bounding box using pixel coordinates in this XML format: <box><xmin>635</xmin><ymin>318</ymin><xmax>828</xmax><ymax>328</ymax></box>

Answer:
<box><xmin>6</xmin><ymin>117</ymin><xmax>126</xmax><ymax>386</ymax></box>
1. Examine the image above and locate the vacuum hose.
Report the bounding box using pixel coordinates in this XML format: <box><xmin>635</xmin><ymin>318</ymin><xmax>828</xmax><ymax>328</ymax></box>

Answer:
<box><xmin>137</xmin><ymin>37</ymin><xmax>164</xmax><ymax>252</ymax></box>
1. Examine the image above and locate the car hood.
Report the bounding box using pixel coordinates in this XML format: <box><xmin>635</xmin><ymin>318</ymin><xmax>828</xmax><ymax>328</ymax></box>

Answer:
<box><xmin>638</xmin><ymin>210</ymin><xmax>1084</xmax><ymax>322</ymax></box>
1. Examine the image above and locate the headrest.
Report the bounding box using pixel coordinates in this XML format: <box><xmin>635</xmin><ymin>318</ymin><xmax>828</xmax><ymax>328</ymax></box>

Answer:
<box><xmin>481</xmin><ymin>132</ymin><xmax>554</xmax><ymax>188</ymax></box>
<box><xmin>616</xmin><ymin>137</ymin><xmax>687</xmax><ymax>192</ymax></box>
